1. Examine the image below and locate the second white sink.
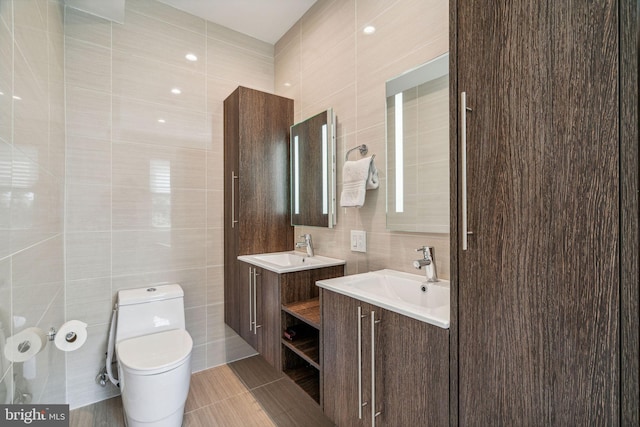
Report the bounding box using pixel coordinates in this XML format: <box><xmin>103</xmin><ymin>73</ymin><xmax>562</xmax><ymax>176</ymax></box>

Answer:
<box><xmin>238</xmin><ymin>251</ymin><xmax>345</xmax><ymax>274</ymax></box>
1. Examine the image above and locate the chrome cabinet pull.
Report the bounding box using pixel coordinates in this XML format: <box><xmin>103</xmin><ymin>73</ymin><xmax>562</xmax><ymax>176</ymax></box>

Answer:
<box><xmin>460</xmin><ymin>92</ymin><xmax>473</xmax><ymax>250</ymax></box>
<box><xmin>371</xmin><ymin>311</ymin><xmax>381</xmax><ymax>426</ymax></box>
<box><xmin>357</xmin><ymin>306</ymin><xmax>368</xmax><ymax>419</ymax></box>
<box><xmin>231</xmin><ymin>172</ymin><xmax>239</xmax><ymax>228</ymax></box>
<box><xmin>253</xmin><ymin>269</ymin><xmax>261</xmax><ymax>333</ymax></box>
<box><xmin>248</xmin><ymin>266</ymin><xmax>253</xmax><ymax>332</ymax></box>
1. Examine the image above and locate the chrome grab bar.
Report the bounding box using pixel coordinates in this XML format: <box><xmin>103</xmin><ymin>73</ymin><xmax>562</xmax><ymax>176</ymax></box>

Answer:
<box><xmin>231</xmin><ymin>172</ymin><xmax>239</xmax><ymax>228</ymax></box>
<box><xmin>460</xmin><ymin>92</ymin><xmax>473</xmax><ymax>250</ymax></box>
<box><xmin>371</xmin><ymin>311</ymin><xmax>381</xmax><ymax>426</ymax></box>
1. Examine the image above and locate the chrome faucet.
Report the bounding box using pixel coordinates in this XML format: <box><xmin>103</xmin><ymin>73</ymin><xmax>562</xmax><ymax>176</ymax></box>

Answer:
<box><xmin>414</xmin><ymin>246</ymin><xmax>438</xmax><ymax>282</ymax></box>
<box><xmin>295</xmin><ymin>234</ymin><xmax>314</xmax><ymax>257</ymax></box>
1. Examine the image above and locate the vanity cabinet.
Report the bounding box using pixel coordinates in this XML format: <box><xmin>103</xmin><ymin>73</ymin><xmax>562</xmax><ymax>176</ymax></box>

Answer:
<box><xmin>238</xmin><ymin>262</ymin><xmax>281</xmax><ymax>368</ymax></box>
<box><xmin>223</xmin><ymin>87</ymin><xmax>294</xmax><ymax>336</ymax></box>
<box><xmin>322</xmin><ymin>290</ymin><xmax>448</xmax><ymax>426</ymax></box>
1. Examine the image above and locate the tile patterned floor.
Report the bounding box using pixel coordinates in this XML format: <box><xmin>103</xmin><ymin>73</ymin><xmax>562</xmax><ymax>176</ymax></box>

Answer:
<box><xmin>69</xmin><ymin>355</ymin><xmax>335</xmax><ymax>427</ymax></box>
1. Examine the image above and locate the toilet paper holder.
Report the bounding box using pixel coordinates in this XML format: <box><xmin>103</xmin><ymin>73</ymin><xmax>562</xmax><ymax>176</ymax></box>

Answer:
<box><xmin>47</xmin><ymin>327</ymin><xmax>78</xmax><ymax>343</ymax></box>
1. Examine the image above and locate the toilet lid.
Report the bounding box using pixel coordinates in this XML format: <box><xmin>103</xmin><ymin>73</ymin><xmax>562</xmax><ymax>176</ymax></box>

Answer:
<box><xmin>116</xmin><ymin>329</ymin><xmax>193</xmax><ymax>376</ymax></box>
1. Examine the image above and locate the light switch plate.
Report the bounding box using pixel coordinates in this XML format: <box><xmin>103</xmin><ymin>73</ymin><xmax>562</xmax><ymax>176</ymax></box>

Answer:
<box><xmin>350</xmin><ymin>230</ymin><xmax>367</xmax><ymax>252</ymax></box>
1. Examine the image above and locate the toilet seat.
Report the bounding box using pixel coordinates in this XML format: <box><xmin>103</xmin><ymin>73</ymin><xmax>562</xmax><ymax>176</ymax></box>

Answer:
<box><xmin>117</xmin><ymin>329</ymin><xmax>193</xmax><ymax>376</ymax></box>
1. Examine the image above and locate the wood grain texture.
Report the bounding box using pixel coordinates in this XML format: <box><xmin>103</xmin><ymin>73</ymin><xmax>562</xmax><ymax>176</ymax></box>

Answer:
<box><xmin>620</xmin><ymin>1</ymin><xmax>639</xmax><ymax>424</ymax></box>
<box><xmin>223</xmin><ymin>87</ymin><xmax>294</xmax><ymax>337</ymax></box>
<box><xmin>257</xmin><ymin>268</ymin><xmax>282</xmax><ymax>370</ymax></box>
<box><xmin>237</xmin><ymin>262</ymin><xmax>257</xmax><ymax>349</ymax></box>
<box><xmin>280</xmin><ymin>265</ymin><xmax>344</xmax><ymax>305</ymax></box>
<box><xmin>224</xmin><ymin>89</ymin><xmax>241</xmax><ymax>332</ymax></box>
<box><xmin>375</xmin><ymin>308</ymin><xmax>449</xmax><ymax>427</ymax></box>
<box><xmin>322</xmin><ymin>290</ymin><xmax>449</xmax><ymax>426</ymax></box>
<box><xmin>282</xmin><ymin>297</ymin><xmax>321</xmax><ymax>328</ymax></box>
<box><xmin>321</xmin><ymin>290</ymin><xmax>367</xmax><ymax>427</ymax></box>
<box><xmin>455</xmin><ymin>0</ymin><xmax>620</xmax><ymax>424</ymax></box>
<box><xmin>448</xmin><ymin>0</ymin><xmax>459</xmax><ymax>425</ymax></box>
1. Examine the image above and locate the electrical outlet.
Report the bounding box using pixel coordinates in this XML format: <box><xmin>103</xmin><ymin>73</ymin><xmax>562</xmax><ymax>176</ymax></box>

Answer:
<box><xmin>350</xmin><ymin>230</ymin><xmax>367</xmax><ymax>253</ymax></box>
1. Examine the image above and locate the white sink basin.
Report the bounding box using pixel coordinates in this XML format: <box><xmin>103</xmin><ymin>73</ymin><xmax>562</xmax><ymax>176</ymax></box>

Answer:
<box><xmin>316</xmin><ymin>269</ymin><xmax>449</xmax><ymax>329</ymax></box>
<box><xmin>253</xmin><ymin>252</ymin><xmax>323</xmax><ymax>267</ymax></box>
<box><xmin>238</xmin><ymin>251</ymin><xmax>345</xmax><ymax>274</ymax></box>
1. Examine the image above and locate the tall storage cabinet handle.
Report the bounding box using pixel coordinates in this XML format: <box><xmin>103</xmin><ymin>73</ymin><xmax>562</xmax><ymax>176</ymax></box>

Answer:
<box><xmin>248</xmin><ymin>266</ymin><xmax>253</xmax><ymax>331</ymax></box>
<box><xmin>253</xmin><ymin>269</ymin><xmax>261</xmax><ymax>333</ymax></box>
<box><xmin>460</xmin><ymin>92</ymin><xmax>473</xmax><ymax>250</ymax></box>
<box><xmin>231</xmin><ymin>172</ymin><xmax>239</xmax><ymax>228</ymax></box>
<box><xmin>357</xmin><ymin>306</ymin><xmax>368</xmax><ymax>419</ymax></box>
<box><xmin>371</xmin><ymin>311</ymin><xmax>381</xmax><ymax>426</ymax></box>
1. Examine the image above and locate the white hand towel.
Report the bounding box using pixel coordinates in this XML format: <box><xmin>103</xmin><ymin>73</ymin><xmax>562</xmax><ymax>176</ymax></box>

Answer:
<box><xmin>340</xmin><ymin>156</ymin><xmax>377</xmax><ymax>208</ymax></box>
<box><xmin>367</xmin><ymin>157</ymin><xmax>379</xmax><ymax>190</ymax></box>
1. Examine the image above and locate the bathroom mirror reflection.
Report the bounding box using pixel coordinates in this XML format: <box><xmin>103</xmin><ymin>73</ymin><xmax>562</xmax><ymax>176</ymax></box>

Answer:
<box><xmin>290</xmin><ymin>109</ymin><xmax>336</xmax><ymax>228</ymax></box>
<box><xmin>386</xmin><ymin>53</ymin><xmax>449</xmax><ymax>233</ymax></box>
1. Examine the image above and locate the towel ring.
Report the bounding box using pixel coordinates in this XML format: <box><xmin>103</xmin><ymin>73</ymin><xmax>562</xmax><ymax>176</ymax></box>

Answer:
<box><xmin>345</xmin><ymin>144</ymin><xmax>368</xmax><ymax>161</ymax></box>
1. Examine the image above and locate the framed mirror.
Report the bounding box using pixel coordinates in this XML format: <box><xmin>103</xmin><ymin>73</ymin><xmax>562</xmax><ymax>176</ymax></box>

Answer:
<box><xmin>290</xmin><ymin>109</ymin><xmax>336</xmax><ymax>228</ymax></box>
<box><xmin>385</xmin><ymin>53</ymin><xmax>449</xmax><ymax>233</ymax></box>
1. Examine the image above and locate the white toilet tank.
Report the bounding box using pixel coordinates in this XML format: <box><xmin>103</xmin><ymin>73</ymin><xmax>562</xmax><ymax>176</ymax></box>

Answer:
<box><xmin>116</xmin><ymin>284</ymin><xmax>186</xmax><ymax>343</ymax></box>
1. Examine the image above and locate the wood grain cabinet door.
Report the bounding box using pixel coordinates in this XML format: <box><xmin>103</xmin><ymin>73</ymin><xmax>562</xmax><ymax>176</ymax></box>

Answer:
<box><xmin>238</xmin><ymin>262</ymin><xmax>257</xmax><ymax>350</ymax></box>
<box><xmin>256</xmin><ymin>268</ymin><xmax>281</xmax><ymax>369</ymax></box>
<box><xmin>372</xmin><ymin>307</ymin><xmax>449</xmax><ymax>427</ymax></box>
<box><xmin>454</xmin><ymin>0</ymin><xmax>620</xmax><ymax>424</ymax></box>
<box><xmin>322</xmin><ymin>290</ymin><xmax>369</xmax><ymax>427</ymax></box>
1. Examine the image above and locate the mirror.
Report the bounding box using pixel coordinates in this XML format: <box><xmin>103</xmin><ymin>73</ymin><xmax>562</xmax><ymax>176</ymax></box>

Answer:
<box><xmin>290</xmin><ymin>109</ymin><xmax>336</xmax><ymax>228</ymax></box>
<box><xmin>385</xmin><ymin>53</ymin><xmax>449</xmax><ymax>233</ymax></box>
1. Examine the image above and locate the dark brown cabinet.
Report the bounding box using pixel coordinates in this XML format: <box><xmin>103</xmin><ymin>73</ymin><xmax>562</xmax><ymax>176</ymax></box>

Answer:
<box><xmin>223</xmin><ymin>87</ymin><xmax>294</xmax><ymax>337</ymax></box>
<box><xmin>452</xmin><ymin>1</ymin><xmax>638</xmax><ymax>424</ymax></box>
<box><xmin>322</xmin><ymin>290</ymin><xmax>449</xmax><ymax>426</ymax></box>
<box><xmin>238</xmin><ymin>262</ymin><xmax>281</xmax><ymax>368</ymax></box>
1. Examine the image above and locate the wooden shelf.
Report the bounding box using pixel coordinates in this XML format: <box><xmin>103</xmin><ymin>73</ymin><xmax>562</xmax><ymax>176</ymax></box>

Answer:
<box><xmin>282</xmin><ymin>298</ymin><xmax>320</xmax><ymax>329</ymax></box>
<box><xmin>282</xmin><ymin>337</ymin><xmax>319</xmax><ymax>369</ymax></box>
<box><xmin>283</xmin><ymin>365</ymin><xmax>320</xmax><ymax>404</ymax></box>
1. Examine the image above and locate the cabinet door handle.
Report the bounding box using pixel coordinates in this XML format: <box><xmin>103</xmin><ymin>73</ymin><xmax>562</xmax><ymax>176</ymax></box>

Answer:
<box><xmin>357</xmin><ymin>306</ymin><xmax>368</xmax><ymax>419</ymax></box>
<box><xmin>253</xmin><ymin>269</ymin><xmax>261</xmax><ymax>333</ymax></box>
<box><xmin>231</xmin><ymin>171</ymin><xmax>239</xmax><ymax>228</ymax></box>
<box><xmin>371</xmin><ymin>311</ymin><xmax>381</xmax><ymax>426</ymax></box>
<box><xmin>248</xmin><ymin>266</ymin><xmax>253</xmax><ymax>332</ymax></box>
<box><xmin>460</xmin><ymin>92</ymin><xmax>473</xmax><ymax>250</ymax></box>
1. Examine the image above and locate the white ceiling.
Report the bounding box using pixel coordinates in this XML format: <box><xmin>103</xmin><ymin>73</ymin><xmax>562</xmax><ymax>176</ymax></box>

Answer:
<box><xmin>157</xmin><ymin>0</ymin><xmax>317</xmax><ymax>44</ymax></box>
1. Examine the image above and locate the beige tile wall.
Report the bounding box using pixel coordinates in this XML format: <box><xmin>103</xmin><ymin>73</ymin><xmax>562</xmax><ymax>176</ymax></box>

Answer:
<box><xmin>1</xmin><ymin>0</ymin><xmax>450</xmax><ymax>410</ymax></box>
<box><xmin>64</xmin><ymin>0</ymin><xmax>273</xmax><ymax>409</ymax></box>
<box><xmin>275</xmin><ymin>0</ymin><xmax>450</xmax><ymax>277</ymax></box>
<box><xmin>0</xmin><ymin>0</ymin><xmax>67</xmax><ymax>406</ymax></box>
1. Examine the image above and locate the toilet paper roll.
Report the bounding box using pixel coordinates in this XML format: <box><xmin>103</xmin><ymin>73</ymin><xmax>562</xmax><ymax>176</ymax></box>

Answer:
<box><xmin>4</xmin><ymin>327</ymin><xmax>47</xmax><ymax>363</ymax></box>
<box><xmin>54</xmin><ymin>320</ymin><xmax>88</xmax><ymax>352</ymax></box>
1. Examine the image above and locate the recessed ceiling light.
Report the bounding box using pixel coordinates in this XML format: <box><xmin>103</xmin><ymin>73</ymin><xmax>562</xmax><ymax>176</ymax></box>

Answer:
<box><xmin>0</xmin><ymin>91</ymin><xmax>4</xmax><ymax>95</ymax></box>
<box><xmin>283</xmin><ymin>82</ymin><xmax>292</xmax><ymax>87</ymax></box>
<box><xmin>185</xmin><ymin>53</ymin><xmax>198</xmax><ymax>61</ymax></box>
<box><xmin>157</xmin><ymin>119</ymin><xmax>166</xmax><ymax>123</ymax></box>
<box><xmin>171</xmin><ymin>88</ymin><xmax>182</xmax><ymax>95</ymax></box>
<box><xmin>363</xmin><ymin>25</ymin><xmax>376</xmax><ymax>35</ymax></box>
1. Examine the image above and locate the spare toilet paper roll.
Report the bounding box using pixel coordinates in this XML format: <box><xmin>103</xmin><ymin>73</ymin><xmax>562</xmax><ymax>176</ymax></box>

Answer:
<box><xmin>54</xmin><ymin>320</ymin><xmax>88</xmax><ymax>352</ymax></box>
<box><xmin>4</xmin><ymin>327</ymin><xmax>47</xmax><ymax>363</ymax></box>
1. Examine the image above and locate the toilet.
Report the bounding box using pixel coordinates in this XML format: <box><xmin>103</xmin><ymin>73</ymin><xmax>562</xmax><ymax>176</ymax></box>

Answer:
<box><xmin>115</xmin><ymin>284</ymin><xmax>193</xmax><ymax>427</ymax></box>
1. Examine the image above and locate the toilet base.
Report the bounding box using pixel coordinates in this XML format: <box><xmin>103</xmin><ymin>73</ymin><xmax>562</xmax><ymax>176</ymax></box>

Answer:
<box><xmin>123</xmin><ymin>403</ymin><xmax>186</xmax><ymax>427</ymax></box>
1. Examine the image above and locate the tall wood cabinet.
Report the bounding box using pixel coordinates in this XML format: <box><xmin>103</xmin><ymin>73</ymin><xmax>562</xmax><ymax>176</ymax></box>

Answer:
<box><xmin>224</xmin><ymin>87</ymin><xmax>294</xmax><ymax>337</ymax></box>
<box><xmin>451</xmin><ymin>1</ymin><xmax>638</xmax><ymax>425</ymax></box>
